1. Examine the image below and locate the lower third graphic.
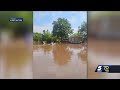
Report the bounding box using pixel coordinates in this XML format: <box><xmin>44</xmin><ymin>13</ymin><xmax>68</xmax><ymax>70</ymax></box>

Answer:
<box><xmin>95</xmin><ymin>65</ymin><xmax>120</xmax><ymax>73</ymax></box>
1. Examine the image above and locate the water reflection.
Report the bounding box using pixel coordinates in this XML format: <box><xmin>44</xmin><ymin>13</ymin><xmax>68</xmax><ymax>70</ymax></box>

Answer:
<box><xmin>52</xmin><ymin>44</ymin><xmax>72</xmax><ymax>66</ymax></box>
<box><xmin>42</xmin><ymin>45</ymin><xmax>52</xmax><ymax>55</ymax></box>
<box><xmin>78</xmin><ymin>47</ymin><xmax>87</xmax><ymax>63</ymax></box>
<box><xmin>33</xmin><ymin>44</ymin><xmax>87</xmax><ymax>79</ymax></box>
<box><xmin>33</xmin><ymin>45</ymin><xmax>52</xmax><ymax>54</ymax></box>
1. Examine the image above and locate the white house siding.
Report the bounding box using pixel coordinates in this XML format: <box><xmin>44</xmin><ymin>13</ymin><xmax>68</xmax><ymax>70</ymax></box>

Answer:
<box><xmin>69</xmin><ymin>37</ymin><xmax>81</xmax><ymax>44</ymax></box>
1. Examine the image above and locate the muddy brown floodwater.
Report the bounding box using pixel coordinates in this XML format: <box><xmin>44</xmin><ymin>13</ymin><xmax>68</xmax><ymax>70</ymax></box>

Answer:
<box><xmin>88</xmin><ymin>38</ymin><xmax>120</xmax><ymax>79</ymax></box>
<box><xmin>33</xmin><ymin>44</ymin><xmax>87</xmax><ymax>79</ymax></box>
<box><xmin>0</xmin><ymin>39</ymin><xmax>32</xmax><ymax>79</ymax></box>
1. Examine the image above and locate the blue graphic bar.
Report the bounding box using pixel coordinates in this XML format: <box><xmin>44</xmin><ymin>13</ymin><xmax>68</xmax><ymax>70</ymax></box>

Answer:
<box><xmin>9</xmin><ymin>18</ymin><xmax>23</xmax><ymax>22</ymax></box>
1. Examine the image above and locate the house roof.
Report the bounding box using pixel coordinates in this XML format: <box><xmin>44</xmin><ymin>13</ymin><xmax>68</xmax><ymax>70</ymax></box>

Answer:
<box><xmin>69</xmin><ymin>36</ymin><xmax>80</xmax><ymax>38</ymax></box>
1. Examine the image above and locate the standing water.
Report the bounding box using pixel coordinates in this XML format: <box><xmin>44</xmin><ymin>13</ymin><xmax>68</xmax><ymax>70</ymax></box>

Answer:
<box><xmin>33</xmin><ymin>44</ymin><xmax>87</xmax><ymax>79</ymax></box>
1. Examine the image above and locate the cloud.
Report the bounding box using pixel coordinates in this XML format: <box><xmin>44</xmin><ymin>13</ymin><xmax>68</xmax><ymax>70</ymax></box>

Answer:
<box><xmin>33</xmin><ymin>25</ymin><xmax>41</xmax><ymax>33</ymax></box>
<box><xmin>33</xmin><ymin>24</ymin><xmax>78</xmax><ymax>33</ymax></box>
<box><xmin>34</xmin><ymin>11</ymin><xmax>49</xmax><ymax>18</ymax></box>
<box><xmin>72</xmin><ymin>27</ymin><xmax>78</xmax><ymax>33</ymax></box>
<box><xmin>69</xmin><ymin>17</ymin><xmax>77</xmax><ymax>24</ymax></box>
<box><xmin>51</xmin><ymin>11</ymin><xmax>64</xmax><ymax>17</ymax></box>
<box><xmin>34</xmin><ymin>11</ymin><xmax>64</xmax><ymax>18</ymax></box>
<box><xmin>51</xmin><ymin>11</ymin><xmax>65</xmax><ymax>21</ymax></box>
<box><xmin>33</xmin><ymin>11</ymin><xmax>87</xmax><ymax>34</ymax></box>
<box><xmin>69</xmin><ymin>11</ymin><xmax>87</xmax><ymax>24</ymax></box>
<box><xmin>33</xmin><ymin>23</ymin><xmax>53</xmax><ymax>33</ymax></box>
<box><xmin>70</xmin><ymin>11</ymin><xmax>81</xmax><ymax>14</ymax></box>
<box><xmin>33</xmin><ymin>24</ymin><xmax>78</xmax><ymax>34</ymax></box>
<box><xmin>40</xmin><ymin>23</ymin><xmax>52</xmax><ymax>32</ymax></box>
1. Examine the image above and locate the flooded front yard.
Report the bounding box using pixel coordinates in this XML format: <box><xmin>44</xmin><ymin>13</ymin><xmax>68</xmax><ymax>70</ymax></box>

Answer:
<box><xmin>33</xmin><ymin>44</ymin><xmax>87</xmax><ymax>79</ymax></box>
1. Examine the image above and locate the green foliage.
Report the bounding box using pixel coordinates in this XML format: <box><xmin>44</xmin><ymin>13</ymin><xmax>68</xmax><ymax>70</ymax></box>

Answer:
<box><xmin>33</xmin><ymin>32</ymin><xmax>42</xmax><ymax>42</ymax></box>
<box><xmin>33</xmin><ymin>18</ymin><xmax>87</xmax><ymax>44</ymax></box>
<box><xmin>42</xmin><ymin>30</ymin><xmax>53</xmax><ymax>43</ymax></box>
<box><xmin>0</xmin><ymin>11</ymin><xmax>32</xmax><ymax>39</ymax></box>
<box><xmin>78</xmin><ymin>22</ymin><xmax>87</xmax><ymax>42</ymax></box>
<box><xmin>52</xmin><ymin>36</ymin><xmax>57</xmax><ymax>42</ymax></box>
<box><xmin>52</xmin><ymin>18</ymin><xmax>73</xmax><ymax>41</ymax></box>
<box><xmin>33</xmin><ymin>29</ymin><xmax>62</xmax><ymax>44</ymax></box>
<box><xmin>70</xmin><ymin>33</ymin><xmax>80</xmax><ymax>37</ymax></box>
<box><xmin>78</xmin><ymin>22</ymin><xmax>87</xmax><ymax>33</ymax></box>
<box><xmin>0</xmin><ymin>11</ymin><xmax>32</xmax><ymax>31</ymax></box>
<box><xmin>52</xmin><ymin>36</ymin><xmax>61</xmax><ymax>43</ymax></box>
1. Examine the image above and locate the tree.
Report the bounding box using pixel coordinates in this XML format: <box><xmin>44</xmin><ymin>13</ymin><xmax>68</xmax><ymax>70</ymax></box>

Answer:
<box><xmin>78</xmin><ymin>22</ymin><xmax>87</xmax><ymax>42</ymax></box>
<box><xmin>78</xmin><ymin>22</ymin><xmax>87</xmax><ymax>33</ymax></box>
<box><xmin>42</xmin><ymin>30</ymin><xmax>53</xmax><ymax>43</ymax></box>
<box><xmin>52</xmin><ymin>18</ymin><xmax>73</xmax><ymax>42</ymax></box>
<box><xmin>33</xmin><ymin>32</ymin><xmax>42</xmax><ymax>42</ymax></box>
<box><xmin>52</xmin><ymin>35</ymin><xmax>61</xmax><ymax>43</ymax></box>
<box><xmin>69</xmin><ymin>33</ymin><xmax>80</xmax><ymax>37</ymax></box>
<box><xmin>43</xmin><ymin>30</ymin><xmax>45</xmax><ymax>34</ymax></box>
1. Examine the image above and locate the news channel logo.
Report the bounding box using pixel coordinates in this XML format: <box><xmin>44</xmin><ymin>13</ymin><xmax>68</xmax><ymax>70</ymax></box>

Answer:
<box><xmin>9</xmin><ymin>18</ymin><xmax>23</xmax><ymax>22</ymax></box>
<box><xmin>95</xmin><ymin>65</ymin><xmax>111</xmax><ymax>73</ymax></box>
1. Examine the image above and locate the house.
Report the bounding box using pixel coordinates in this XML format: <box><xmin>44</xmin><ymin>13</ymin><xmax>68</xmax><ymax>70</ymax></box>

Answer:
<box><xmin>62</xmin><ymin>39</ymin><xmax>69</xmax><ymax>43</ymax></box>
<box><xmin>69</xmin><ymin>36</ymin><xmax>82</xmax><ymax>44</ymax></box>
